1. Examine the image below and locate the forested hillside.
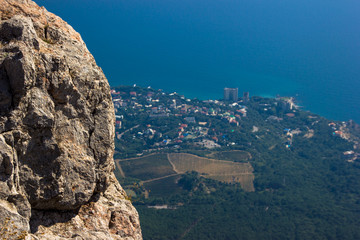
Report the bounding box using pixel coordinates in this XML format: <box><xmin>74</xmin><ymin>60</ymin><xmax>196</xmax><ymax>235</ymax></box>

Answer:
<box><xmin>112</xmin><ymin>86</ymin><xmax>360</xmax><ymax>240</ymax></box>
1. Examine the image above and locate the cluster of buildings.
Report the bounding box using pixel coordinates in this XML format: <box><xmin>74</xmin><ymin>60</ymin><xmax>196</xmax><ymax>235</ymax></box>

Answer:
<box><xmin>329</xmin><ymin>122</ymin><xmax>349</xmax><ymax>139</ymax></box>
<box><xmin>327</xmin><ymin>121</ymin><xmax>360</xmax><ymax>162</ymax></box>
<box><xmin>283</xmin><ymin>128</ymin><xmax>301</xmax><ymax>148</ymax></box>
<box><xmin>111</xmin><ymin>86</ymin><xmax>360</xmax><ymax>159</ymax></box>
<box><xmin>110</xmin><ymin>87</ymin><xmax>249</xmax><ymax>149</ymax></box>
<box><xmin>223</xmin><ymin>87</ymin><xmax>249</xmax><ymax>103</ymax></box>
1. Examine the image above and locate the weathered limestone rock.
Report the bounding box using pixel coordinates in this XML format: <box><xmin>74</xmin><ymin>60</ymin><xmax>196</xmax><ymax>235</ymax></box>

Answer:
<box><xmin>0</xmin><ymin>0</ymin><xmax>142</xmax><ymax>239</ymax></box>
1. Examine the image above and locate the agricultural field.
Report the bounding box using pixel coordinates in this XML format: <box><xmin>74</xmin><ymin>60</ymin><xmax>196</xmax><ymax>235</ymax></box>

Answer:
<box><xmin>168</xmin><ymin>153</ymin><xmax>254</xmax><ymax>191</ymax></box>
<box><xmin>117</xmin><ymin>153</ymin><xmax>176</xmax><ymax>181</ymax></box>
<box><xmin>116</xmin><ymin>151</ymin><xmax>255</xmax><ymax>192</ymax></box>
<box><xmin>207</xmin><ymin>150</ymin><xmax>252</xmax><ymax>162</ymax></box>
<box><xmin>143</xmin><ymin>175</ymin><xmax>185</xmax><ymax>198</ymax></box>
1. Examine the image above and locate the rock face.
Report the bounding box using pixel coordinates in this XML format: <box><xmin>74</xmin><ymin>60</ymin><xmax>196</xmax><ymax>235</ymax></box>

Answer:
<box><xmin>0</xmin><ymin>0</ymin><xmax>142</xmax><ymax>239</ymax></box>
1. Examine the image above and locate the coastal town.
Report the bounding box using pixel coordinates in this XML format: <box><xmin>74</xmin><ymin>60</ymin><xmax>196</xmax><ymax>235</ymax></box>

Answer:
<box><xmin>112</xmin><ymin>86</ymin><xmax>360</xmax><ymax>240</ymax></box>
<box><xmin>111</xmin><ymin>86</ymin><xmax>249</xmax><ymax>155</ymax></box>
<box><xmin>110</xmin><ymin>86</ymin><xmax>360</xmax><ymax>162</ymax></box>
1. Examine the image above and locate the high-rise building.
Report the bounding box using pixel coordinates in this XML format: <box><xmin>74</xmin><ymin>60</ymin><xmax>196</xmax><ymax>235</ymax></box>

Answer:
<box><xmin>224</xmin><ymin>88</ymin><xmax>238</xmax><ymax>101</ymax></box>
<box><xmin>243</xmin><ymin>92</ymin><xmax>250</xmax><ymax>103</ymax></box>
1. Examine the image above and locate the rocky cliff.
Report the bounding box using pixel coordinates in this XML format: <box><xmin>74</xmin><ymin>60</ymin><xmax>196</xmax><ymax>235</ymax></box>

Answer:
<box><xmin>0</xmin><ymin>0</ymin><xmax>142</xmax><ymax>239</ymax></box>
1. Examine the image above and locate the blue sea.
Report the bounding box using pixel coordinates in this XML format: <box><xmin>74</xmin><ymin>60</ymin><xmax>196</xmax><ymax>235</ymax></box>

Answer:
<box><xmin>35</xmin><ymin>0</ymin><xmax>360</xmax><ymax>123</ymax></box>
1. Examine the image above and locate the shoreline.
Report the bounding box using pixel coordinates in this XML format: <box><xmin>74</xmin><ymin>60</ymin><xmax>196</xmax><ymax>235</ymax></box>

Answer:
<box><xmin>110</xmin><ymin>84</ymin><xmax>358</xmax><ymax>124</ymax></box>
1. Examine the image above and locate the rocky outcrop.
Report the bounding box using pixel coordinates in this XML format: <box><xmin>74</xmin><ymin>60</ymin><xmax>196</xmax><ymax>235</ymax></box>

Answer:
<box><xmin>0</xmin><ymin>0</ymin><xmax>142</xmax><ymax>239</ymax></box>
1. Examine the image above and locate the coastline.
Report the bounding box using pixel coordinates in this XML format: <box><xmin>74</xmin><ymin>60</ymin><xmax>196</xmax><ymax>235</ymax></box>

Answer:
<box><xmin>110</xmin><ymin>83</ymin><xmax>357</xmax><ymax>124</ymax></box>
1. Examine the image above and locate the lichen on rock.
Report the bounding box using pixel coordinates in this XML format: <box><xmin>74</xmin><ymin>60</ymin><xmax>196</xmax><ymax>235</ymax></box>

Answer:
<box><xmin>0</xmin><ymin>0</ymin><xmax>142</xmax><ymax>239</ymax></box>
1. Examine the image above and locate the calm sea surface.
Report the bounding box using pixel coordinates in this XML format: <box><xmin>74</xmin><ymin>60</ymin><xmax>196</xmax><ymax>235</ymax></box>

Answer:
<box><xmin>35</xmin><ymin>0</ymin><xmax>360</xmax><ymax>122</ymax></box>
